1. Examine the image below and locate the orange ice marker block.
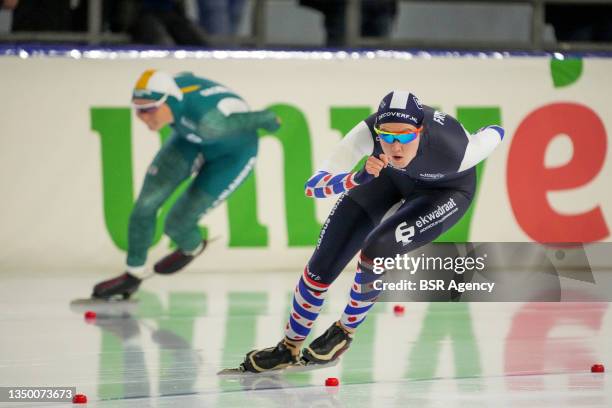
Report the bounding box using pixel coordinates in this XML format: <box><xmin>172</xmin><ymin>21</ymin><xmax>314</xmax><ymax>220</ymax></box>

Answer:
<box><xmin>72</xmin><ymin>393</ymin><xmax>87</xmax><ymax>404</ymax></box>
<box><xmin>325</xmin><ymin>377</ymin><xmax>340</xmax><ymax>386</ymax></box>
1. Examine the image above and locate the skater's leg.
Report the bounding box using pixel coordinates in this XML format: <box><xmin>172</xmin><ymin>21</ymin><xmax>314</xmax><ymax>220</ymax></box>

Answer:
<box><xmin>297</xmin><ymin>201</ymin><xmax>385</xmax><ymax>363</ymax></box>
<box><xmin>126</xmin><ymin>135</ymin><xmax>198</xmax><ymax>269</ymax></box>
<box><xmin>301</xmin><ymin>252</ymin><xmax>382</xmax><ymax>363</ymax></box>
<box><xmin>284</xmin><ymin>269</ymin><xmax>330</xmax><ymax>344</ymax></box>
<box><xmin>284</xmin><ymin>177</ymin><xmax>402</xmax><ymax>345</ymax></box>
<box><xmin>93</xmin><ymin>135</ymin><xmax>198</xmax><ymax>299</ymax></box>
<box><xmin>163</xmin><ymin>139</ymin><xmax>257</xmax><ymax>253</ymax></box>
<box><xmin>152</xmin><ymin>137</ymin><xmax>257</xmax><ymax>275</ymax></box>
<box><xmin>363</xmin><ymin>188</ymin><xmax>475</xmax><ymax>260</ymax></box>
<box><xmin>338</xmin><ymin>179</ymin><xmax>476</xmax><ymax>331</ymax></box>
<box><xmin>283</xmin><ymin>195</ymin><xmax>374</xmax><ymax>346</ymax></box>
<box><xmin>240</xmin><ymin>177</ymin><xmax>401</xmax><ymax>372</ymax></box>
<box><xmin>338</xmin><ymin>253</ymin><xmax>380</xmax><ymax>330</ymax></box>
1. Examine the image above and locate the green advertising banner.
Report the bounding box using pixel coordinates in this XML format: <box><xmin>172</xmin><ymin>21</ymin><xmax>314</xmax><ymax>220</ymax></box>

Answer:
<box><xmin>0</xmin><ymin>52</ymin><xmax>610</xmax><ymax>271</ymax></box>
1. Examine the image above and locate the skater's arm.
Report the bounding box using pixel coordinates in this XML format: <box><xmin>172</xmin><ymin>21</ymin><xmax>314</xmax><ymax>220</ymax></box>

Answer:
<box><xmin>305</xmin><ymin>121</ymin><xmax>374</xmax><ymax>198</ymax></box>
<box><xmin>428</xmin><ymin>111</ymin><xmax>504</xmax><ymax>175</ymax></box>
<box><xmin>198</xmin><ymin>98</ymin><xmax>280</xmax><ymax>137</ymax></box>
<box><xmin>456</xmin><ymin>125</ymin><xmax>504</xmax><ymax>172</ymax></box>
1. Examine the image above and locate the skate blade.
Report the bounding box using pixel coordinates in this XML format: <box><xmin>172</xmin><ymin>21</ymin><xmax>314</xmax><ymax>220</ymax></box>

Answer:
<box><xmin>217</xmin><ymin>359</ymin><xmax>339</xmax><ymax>378</ymax></box>
<box><xmin>69</xmin><ymin>297</ymin><xmax>139</xmax><ymax>317</ymax></box>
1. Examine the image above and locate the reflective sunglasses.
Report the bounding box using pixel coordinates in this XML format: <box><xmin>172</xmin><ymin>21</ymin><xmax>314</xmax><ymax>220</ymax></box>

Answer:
<box><xmin>374</xmin><ymin>126</ymin><xmax>422</xmax><ymax>144</ymax></box>
<box><xmin>132</xmin><ymin>94</ymin><xmax>168</xmax><ymax>113</ymax></box>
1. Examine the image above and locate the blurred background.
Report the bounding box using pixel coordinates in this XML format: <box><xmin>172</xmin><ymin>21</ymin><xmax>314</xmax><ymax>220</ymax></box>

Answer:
<box><xmin>1</xmin><ymin>0</ymin><xmax>611</xmax><ymax>50</ymax></box>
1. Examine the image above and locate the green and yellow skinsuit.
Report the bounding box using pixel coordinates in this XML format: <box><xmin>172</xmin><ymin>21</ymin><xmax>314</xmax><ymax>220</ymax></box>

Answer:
<box><xmin>127</xmin><ymin>72</ymin><xmax>278</xmax><ymax>268</ymax></box>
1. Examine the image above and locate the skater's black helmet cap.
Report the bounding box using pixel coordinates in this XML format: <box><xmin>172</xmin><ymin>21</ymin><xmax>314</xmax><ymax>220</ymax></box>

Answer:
<box><xmin>375</xmin><ymin>91</ymin><xmax>424</xmax><ymax>128</ymax></box>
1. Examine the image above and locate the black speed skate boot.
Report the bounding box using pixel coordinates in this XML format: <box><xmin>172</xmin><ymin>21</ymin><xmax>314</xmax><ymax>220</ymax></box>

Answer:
<box><xmin>92</xmin><ymin>272</ymin><xmax>141</xmax><ymax>300</ymax></box>
<box><xmin>301</xmin><ymin>322</ymin><xmax>353</xmax><ymax>365</ymax></box>
<box><xmin>240</xmin><ymin>340</ymin><xmax>300</xmax><ymax>373</ymax></box>
<box><xmin>154</xmin><ymin>239</ymin><xmax>207</xmax><ymax>275</ymax></box>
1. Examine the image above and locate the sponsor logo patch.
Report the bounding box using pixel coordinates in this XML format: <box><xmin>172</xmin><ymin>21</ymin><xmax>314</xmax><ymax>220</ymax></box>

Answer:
<box><xmin>433</xmin><ymin>110</ymin><xmax>447</xmax><ymax>125</ymax></box>
<box><xmin>419</xmin><ymin>172</ymin><xmax>444</xmax><ymax>180</ymax></box>
<box><xmin>180</xmin><ymin>117</ymin><xmax>197</xmax><ymax>130</ymax></box>
<box><xmin>200</xmin><ymin>85</ymin><xmax>230</xmax><ymax>97</ymax></box>
<box><xmin>186</xmin><ymin>133</ymin><xmax>203</xmax><ymax>144</ymax></box>
<box><xmin>395</xmin><ymin>222</ymin><xmax>415</xmax><ymax>245</ymax></box>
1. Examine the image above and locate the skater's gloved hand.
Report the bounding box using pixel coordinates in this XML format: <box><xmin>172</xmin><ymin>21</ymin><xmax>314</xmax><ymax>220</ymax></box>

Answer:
<box><xmin>365</xmin><ymin>154</ymin><xmax>389</xmax><ymax>177</ymax></box>
<box><xmin>260</xmin><ymin>109</ymin><xmax>281</xmax><ymax>133</ymax></box>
